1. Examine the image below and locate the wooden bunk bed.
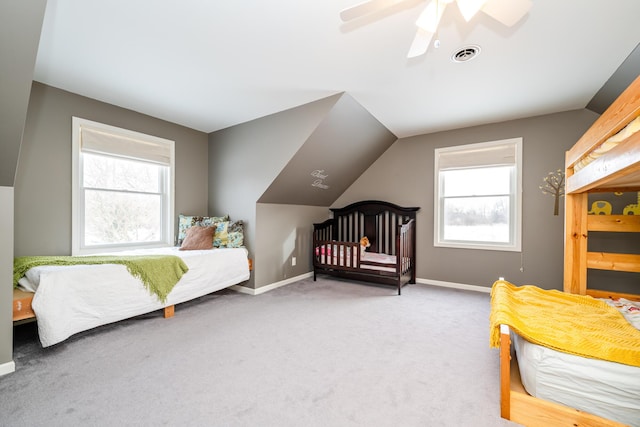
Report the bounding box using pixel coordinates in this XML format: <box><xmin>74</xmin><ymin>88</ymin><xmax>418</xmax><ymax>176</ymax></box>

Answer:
<box><xmin>313</xmin><ymin>200</ymin><xmax>420</xmax><ymax>295</ymax></box>
<box><xmin>496</xmin><ymin>75</ymin><xmax>640</xmax><ymax>426</ymax></box>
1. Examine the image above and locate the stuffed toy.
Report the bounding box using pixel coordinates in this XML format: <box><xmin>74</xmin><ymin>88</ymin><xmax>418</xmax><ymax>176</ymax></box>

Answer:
<box><xmin>360</xmin><ymin>236</ymin><xmax>370</xmax><ymax>255</ymax></box>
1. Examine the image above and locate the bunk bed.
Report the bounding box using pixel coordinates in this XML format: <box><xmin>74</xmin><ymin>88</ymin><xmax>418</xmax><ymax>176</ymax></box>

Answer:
<box><xmin>313</xmin><ymin>200</ymin><xmax>419</xmax><ymax>295</ymax></box>
<box><xmin>494</xmin><ymin>74</ymin><xmax>640</xmax><ymax>427</ymax></box>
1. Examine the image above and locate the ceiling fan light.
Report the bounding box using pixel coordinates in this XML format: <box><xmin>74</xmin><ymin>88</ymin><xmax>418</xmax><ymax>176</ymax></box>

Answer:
<box><xmin>481</xmin><ymin>0</ymin><xmax>532</xmax><ymax>27</ymax></box>
<box><xmin>456</xmin><ymin>0</ymin><xmax>489</xmax><ymax>22</ymax></box>
<box><xmin>339</xmin><ymin>0</ymin><xmax>406</xmax><ymax>22</ymax></box>
<box><xmin>415</xmin><ymin>0</ymin><xmax>446</xmax><ymax>33</ymax></box>
<box><xmin>407</xmin><ymin>28</ymin><xmax>435</xmax><ymax>58</ymax></box>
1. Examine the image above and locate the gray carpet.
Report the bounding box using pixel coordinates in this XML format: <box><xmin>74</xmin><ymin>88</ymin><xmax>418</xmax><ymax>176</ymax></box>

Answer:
<box><xmin>2</xmin><ymin>278</ymin><xmax>521</xmax><ymax>427</ymax></box>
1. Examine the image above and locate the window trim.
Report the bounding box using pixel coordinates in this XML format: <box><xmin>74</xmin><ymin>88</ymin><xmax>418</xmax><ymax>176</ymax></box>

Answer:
<box><xmin>434</xmin><ymin>138</ymin><xmax>522</xmax><ymax>252</ymax></box>
<box><xmin>72</xmin><ymin>117</ymin><xmax>175</xmax><ymax>255</ymax></box>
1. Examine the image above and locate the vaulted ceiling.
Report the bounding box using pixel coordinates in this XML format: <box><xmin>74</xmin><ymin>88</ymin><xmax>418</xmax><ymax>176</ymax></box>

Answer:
<box><xmin>33</xmin><ymin>0</ymin><xmax>640</xmax><ymax>139</ymax></box>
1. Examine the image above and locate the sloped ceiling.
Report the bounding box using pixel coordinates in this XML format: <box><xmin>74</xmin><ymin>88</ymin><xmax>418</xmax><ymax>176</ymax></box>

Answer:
<box><xmin>259</xmin><ymin>93</ymin><xmax>396</xmax><ymax>206</ymax></box>
<box><xmin>0</xmin><ymin>1</ymin><xmax>46</xmax><ymax>186</ymax></box>
<box><xmin>587</xmin><ymin>44</ymin><xmax>640</xmax><ymax>115</ymax></box>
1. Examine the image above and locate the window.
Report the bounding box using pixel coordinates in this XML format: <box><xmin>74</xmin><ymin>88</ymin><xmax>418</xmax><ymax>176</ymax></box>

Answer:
<box><xmin>434</xmin><ymin>138</ymin><xmax>522</xmax><ymax>251</ymax></box>
<box><xmin>72</xmin><ymin>117</ymin><xmax>175</xmax><ymax>255</ymax></box>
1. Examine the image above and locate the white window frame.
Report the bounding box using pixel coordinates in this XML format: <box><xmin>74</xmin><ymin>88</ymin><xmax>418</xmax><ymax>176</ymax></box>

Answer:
<box><xmin>434</xmin><ymin>138</ymin><xmax>522</xmax><ymax>252</ymax></box>
<box><xmin>72</xmin><ymin>117</ymin><xmax>175</xmax><ymax>255</ymax></box>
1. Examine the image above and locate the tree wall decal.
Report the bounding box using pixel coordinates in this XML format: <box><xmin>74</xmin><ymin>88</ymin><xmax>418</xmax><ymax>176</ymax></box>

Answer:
<box><xmin>540</xmin><ymin>169</ymin><xmax>565</xmax><ymax>216</ymax></box>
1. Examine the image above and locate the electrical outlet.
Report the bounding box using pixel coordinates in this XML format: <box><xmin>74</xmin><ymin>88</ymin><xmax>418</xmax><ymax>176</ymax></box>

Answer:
<box><xmin>291</xmin><ymin>257</ymin><xmax>296</xmax><ymax>266</ymax></box>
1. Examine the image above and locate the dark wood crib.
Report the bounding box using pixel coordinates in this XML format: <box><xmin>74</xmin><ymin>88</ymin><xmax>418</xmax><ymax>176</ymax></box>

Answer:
<box><xmin>313</xmin><ymin>200</ymin><xmax>420</xmax><ymax>294</ymax></box>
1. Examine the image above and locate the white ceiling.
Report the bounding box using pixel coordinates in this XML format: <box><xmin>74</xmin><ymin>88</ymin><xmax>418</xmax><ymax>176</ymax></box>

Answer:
<box><xmin>34</xmin><ymin>0</ymin><xmax>640</xmax><ymax>138</ymax></box>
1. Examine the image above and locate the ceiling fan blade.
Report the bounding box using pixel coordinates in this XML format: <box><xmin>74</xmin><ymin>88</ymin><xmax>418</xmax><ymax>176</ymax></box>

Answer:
<box><xmin>340</xmin><ymin>0</ymin><xmax>408</xmax><ymax>22</ymax></box>
<box><xmin>481</xmin><ymin>0</ymin><xmax>532</xmax><ymax>27</ymax></box>
<box><xmin>407</xmin><ymin>28</ymin><xmax>434</xmax><ymax>58</ymax></box>
<box><xmin>455</xmin><ymin>0</ymin><xmax>489</xmax><ymax>22</ymax></box>
<box><xmin>415</xmin><ymin>0</ymin><xmax>447</xmax><ymax>33</ymax></box>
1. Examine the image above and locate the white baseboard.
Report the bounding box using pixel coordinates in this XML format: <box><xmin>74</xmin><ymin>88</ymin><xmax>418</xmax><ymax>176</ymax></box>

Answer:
<box><xmin>230</xmin><ymin>272</ymin><xmax>314</xmax><ymax>296</ymax></box>
<box><xmin>0</xmin><ymin>360</ymin><xmax>15</xmax><ymax>377</ymax></box>
<box><xmin>231</xmin><ymin>274</ymin><xmax>491</xmax><ymax>296</ymax></box>
<box><xmin>416</xmin><ymin>278</ymin><xmax>492</xmax><ymax>294</ymax></box>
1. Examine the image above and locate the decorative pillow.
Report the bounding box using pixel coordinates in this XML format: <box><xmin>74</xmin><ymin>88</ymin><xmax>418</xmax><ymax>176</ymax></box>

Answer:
<box><xmin>210</xmin><ymin>220</ymin><xmax>245</xmax><ymax>248</ymax></box>
<box><xmin>179</xmin><ymin>226</ymin><xmax>215</xmax><ymax>250</ymax></box>
<box><xmin>177</xmin><ymin>214</ymin><xmax>229</xmax><ymax>245</ymax></box>
<box><xmin>225</xmin><ymin>220</ymin><xmax>245</xmax><ymax>248</ymax></box>
<box><xmin>213</xmin><ymin>221</ymin><xmax>229</xmax><ymax>247</ymax></box>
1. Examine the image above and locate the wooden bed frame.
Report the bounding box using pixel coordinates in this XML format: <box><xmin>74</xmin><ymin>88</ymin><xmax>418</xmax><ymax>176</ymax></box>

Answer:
<box><xmin>312</xmin><ymin>200</ymin><xmax>419</xmax><ymax>295</ymax></box>
<box><xmin>12</xmin><ymin>257</ymin><xmax>254</xmax><ymax>323</ymax></box>
<box><xmin>499</xmin><ymin>75</ymin><xmax>640</xmax><ymax>426</ymax></box>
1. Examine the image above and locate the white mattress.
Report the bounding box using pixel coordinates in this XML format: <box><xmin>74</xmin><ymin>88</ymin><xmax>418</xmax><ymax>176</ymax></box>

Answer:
<box><xmin>513</xmin><ymin>311</ymin><xmax>640</xmax><ymax>426</ymax></box>
<box><xmin>18</xmin><ymin>247</ymin><xmax>250</xmax><ymax>347</ymax></box>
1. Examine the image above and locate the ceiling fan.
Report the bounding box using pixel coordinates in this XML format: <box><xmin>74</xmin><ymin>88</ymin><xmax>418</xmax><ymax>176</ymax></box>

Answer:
<box><xmin>340</xmin><ymin>0</ymin><xmax>532</xmax><ymax>58</ymax></box>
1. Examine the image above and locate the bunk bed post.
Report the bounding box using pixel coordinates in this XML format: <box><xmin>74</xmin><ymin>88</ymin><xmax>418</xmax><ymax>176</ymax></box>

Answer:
<box><xmin>499</xmin><ymin>325</ymin><xmax>511</xmax><ymax>420</ymax></box>
<box><xmin>563</xmin><ymin>191</ymin><xmax>589</xmax><ymax>294</ymax></box>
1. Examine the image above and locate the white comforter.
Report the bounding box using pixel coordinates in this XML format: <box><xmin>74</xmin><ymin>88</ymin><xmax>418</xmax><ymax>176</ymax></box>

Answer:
<box><xmin>18</xmin><ymin>247</ymin><xmax>250</xmax><ymax>347</ymax></box>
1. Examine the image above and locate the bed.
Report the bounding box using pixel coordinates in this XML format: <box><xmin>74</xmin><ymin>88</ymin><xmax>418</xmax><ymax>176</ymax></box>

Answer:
<box><xmin>493</xmin><ymin>74</ymin><xmax>640</xmax><ymax>427</ymax></box>
<box><xmin>13</xmin><ymin>216</ymin><xmax>252</xmax><ymax>347</ymax></box>
<box><xmin>312</xmin><ymin>200</ymin><xmax>419</xmax><ymax>295</ymax></box>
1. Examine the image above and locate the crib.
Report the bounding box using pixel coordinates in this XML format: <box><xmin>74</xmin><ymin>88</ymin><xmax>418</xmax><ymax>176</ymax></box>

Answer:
<box><xmin>312</xmin><ymin>200</ymin><xmax>420</xmax><ymax>294</ymax></box>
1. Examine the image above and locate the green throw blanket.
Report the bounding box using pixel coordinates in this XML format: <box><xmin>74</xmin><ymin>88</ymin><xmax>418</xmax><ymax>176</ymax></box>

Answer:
<box><xmin>14</xmin><ymin>255</ymin><xmax>189</xmax><ymax>303</ymax></box>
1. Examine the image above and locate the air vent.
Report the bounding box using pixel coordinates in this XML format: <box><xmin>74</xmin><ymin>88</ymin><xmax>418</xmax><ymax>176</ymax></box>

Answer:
<box><xmin>451</xmin><ymin>45</ymin><xmax>481</xmax><ymax>63</ymax></box>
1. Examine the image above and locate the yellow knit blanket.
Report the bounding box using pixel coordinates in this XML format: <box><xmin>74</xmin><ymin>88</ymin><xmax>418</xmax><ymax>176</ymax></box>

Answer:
<box><xmin>490</xmin><ymin>280</ymin><xmax>640</xmax><ymax>367</ymax></box>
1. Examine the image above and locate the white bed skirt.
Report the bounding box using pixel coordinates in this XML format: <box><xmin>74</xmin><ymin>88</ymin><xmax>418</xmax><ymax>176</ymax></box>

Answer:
<box><xmin>20</xmin><ymin>247</ymin><xmax>250</xmax><ymax>347</ymax></box>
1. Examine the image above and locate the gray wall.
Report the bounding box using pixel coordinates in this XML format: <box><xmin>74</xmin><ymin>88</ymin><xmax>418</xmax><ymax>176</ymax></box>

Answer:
<box><xmin>256</xmin><ymin>204</ymin><xmax>328</xmax><ymax>286</ymax></box>
<box><xmin>15</xmin><ymin>82</ymin><xmax>210</xmax><ymax>256</ymax></box>
<box><xmin>334</xmin><ymin>109</ymin><xmax>599</xmax><ymax>291</ymax></box>
<box><xmin>208</xmin><ymin>95</ymin><xmax>341</xmax><ymax>289</ymax></box>
<box><xmin>0</xmin><ymin>0</ymin><xmax>47</xmax><ymax>375</ymax></box>
<box><xmin>585</xmin><ymin>191</ymin><xmax>640</xmax><ymax>294</ymax></box>
<box><xmin>259</xmin><ymin>93</ymin><xmax>396</xmax><ymax>206</ymax></box>
<box><xmin>0</xmin><ymin>188</ymin><xmax>15</xmax><ymax>373</ymax></box>
<box><xmin>209</xmin><ymin>93</ymin><xmax>398</xmax><ymax>289</ymax></box>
